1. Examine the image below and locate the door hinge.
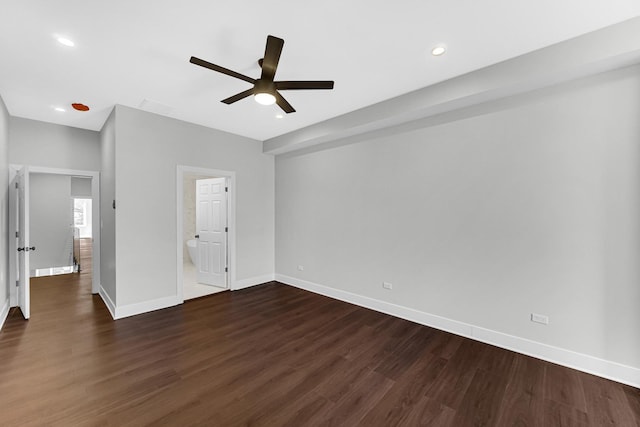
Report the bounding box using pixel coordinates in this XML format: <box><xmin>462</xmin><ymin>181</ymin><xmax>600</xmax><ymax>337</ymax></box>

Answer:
<box><xmin>225</xmin><ymin>267</ymin><xmax>228</xmax><ymax>273</ymax></box>
<box><xmin>15</xmin><ymin>231</ymin><xmax>19</xmax><ymax>238</ymax></box>
<box><xmin>225</xmin><ymin>187</ymin><xmax>228</xmax><ymax>192</ymax></box>
<box><xmin>16</xmin><ymin>280</ymin><xmax>19</xmax><ymax>287</ymax></box>
<box><xmin>225</xmin><ymin>227</ymin><xmax>228</xmax><ymax>233</ymax></box>
<box><xmin>15</xmin><ymin>182</ymin><xmax>18</xmax><ymax>189</ymax></box>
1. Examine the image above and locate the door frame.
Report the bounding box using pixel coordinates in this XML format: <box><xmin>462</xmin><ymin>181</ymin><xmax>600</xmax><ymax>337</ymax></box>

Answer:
<box><xmin>176</xmin><ymin>165</ymin><xmax>236</xmax><ymax>303</ymax></box>
<box><xmin>9</xmin><ymin>165</ymin><xmax>101</xmax><ymax>306</ymax></box>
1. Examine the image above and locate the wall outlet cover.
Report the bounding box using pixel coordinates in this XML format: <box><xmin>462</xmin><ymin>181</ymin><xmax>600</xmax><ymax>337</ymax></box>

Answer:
<box><xmin>531</xmin><ymin>313</ymin><xmax>549</xmax><ymax>325</ymax></box>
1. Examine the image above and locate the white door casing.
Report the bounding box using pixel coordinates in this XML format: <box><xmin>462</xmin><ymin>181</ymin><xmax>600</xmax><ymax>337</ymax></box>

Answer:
<box><xmin>17</xmin><ymin>166</ymin><xmax>30</xmax><ymax>319</ymax></box>
<box><xmin>195</xmin><ymin>177</ymin><xmax>228</xmax><ymax>288</ymax></box>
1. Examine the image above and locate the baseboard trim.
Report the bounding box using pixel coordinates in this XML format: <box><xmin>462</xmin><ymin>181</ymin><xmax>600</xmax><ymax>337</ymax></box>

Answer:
<box><xmin>99</xmin><ymin>286</ymin><xmax>116</xmax><ymax>320</ymax></box>
<box><xmin>276</xmin><ymin>274</ymin><xmax>640</xmax><ymax>388</ymax></box>
<box><xmin>0</xmin><ymin>298</ymin><xmax>10</xmax><ymax>331</ymax></box>
<box><xmin>115</xmin><ymin>295</ymin><xmax>180</xmax><ymax>320</ymax></box>
<box><xmin>101</xmin><ymin>273</ymin><xmax>275</xmax><ymax>320</ymax></box>
<box><xmin>232</xmin><ymin>274</ymin><xmax>275</xmax><ymax>291</ymax></box>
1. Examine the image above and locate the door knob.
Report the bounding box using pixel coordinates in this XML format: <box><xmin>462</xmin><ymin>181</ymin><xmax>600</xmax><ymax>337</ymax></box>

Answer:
<box><xmin>195</xmin><ymin>234</ymin><xmax>199</xmax><ymax>239</ymax></box>
<box><xmin>17</xmin><ymin>246</ymin><xmax>35</xmax><ymax>252</ymax></box>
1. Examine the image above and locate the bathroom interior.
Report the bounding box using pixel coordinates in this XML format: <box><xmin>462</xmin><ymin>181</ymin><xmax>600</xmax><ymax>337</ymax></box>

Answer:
<box><xmin>183</xmin><ymin>173</ymin><xmax>227</xmax><ymax>300</ymax></box>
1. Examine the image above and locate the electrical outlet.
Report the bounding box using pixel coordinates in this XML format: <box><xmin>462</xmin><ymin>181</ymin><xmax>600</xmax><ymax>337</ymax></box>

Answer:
<box><xmin>531</xmin><ymin>313</ymin><xmax>549</xmax><ymax>325</ymax></box>
<box><xmin>382</xmin><ymin>282</ymin><xmax>393</xmax><ymax>290</ymax></box>
<box><xmin>297</xmin><ymin>265</ymin><xmax>304</xmax><ymax>271</ymax></box>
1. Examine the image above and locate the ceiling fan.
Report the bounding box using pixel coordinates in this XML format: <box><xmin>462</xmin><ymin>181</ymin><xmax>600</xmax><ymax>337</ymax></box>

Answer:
<box><xmin>190</xmin><ymin>35</ymin><xmax>334</xmax><ymax>114</ymax></box>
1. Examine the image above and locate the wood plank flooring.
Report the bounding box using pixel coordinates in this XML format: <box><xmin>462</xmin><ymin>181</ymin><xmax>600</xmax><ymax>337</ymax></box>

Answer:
<box><xmin>1</xmin><ymin>254</ymin><xmax>639</xmax><ymax>425</ymax></box>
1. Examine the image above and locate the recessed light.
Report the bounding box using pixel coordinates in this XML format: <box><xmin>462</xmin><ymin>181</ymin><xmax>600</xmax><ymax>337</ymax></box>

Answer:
<box><xmin>53</xmin><ymin>107</ymin><xmax>66</xmax><ymax>112</ymax></box>
<box><xmin>275</xmin><ymin>114</ymin><xmax>284</xmax><ymax>119</ymax></box>
<box><xmin>431</xmin><ymin>45</ymin><xmax>446</xmax><ymax>56</ymax></box>
<box><xmin>57</xmin><ymin>37</ymin><xmax>75</xmax><ymax>47</ymax></box>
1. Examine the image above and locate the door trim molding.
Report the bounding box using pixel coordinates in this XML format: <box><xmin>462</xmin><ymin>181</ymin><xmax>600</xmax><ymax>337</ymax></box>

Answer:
<box><xmin>176</xmin><ymin>165</ymin><xmax>237</xmax><ymax>303</ymax></box>
<box><xmin>8</xmin><ymin>164</ymin><xmax>101</xmax><ymax>305</ymax></box>
<box><xmin>0</xmin><ymin>299</ymin><xmax>9</xmax><ymax>331</ymax></box>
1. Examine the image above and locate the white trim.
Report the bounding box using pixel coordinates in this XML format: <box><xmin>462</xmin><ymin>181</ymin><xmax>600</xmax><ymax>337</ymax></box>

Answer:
<box><xmin>114</xmin><ymin>295</ymin><xmax>180</xmax><ymax>320</ymax></box>
<box><xmin>99</xmin><ymin>286</ymin><xmax>116</xmax><ymax>320</ymax></box>
<box><xmin>233</xmin><ymin>274</ymin><xmax>274</xmax><ymax>291</ymax></box>
<box><xmin>275</xmin><ymin>274</ymin><xmax>640</xmax><ymax>388</ymax></box>
<box><xmin>176</xmin><ymin>165</ymin><xmax>237</xmax><ymax>302</ymax></box>
<box><xmin>0</xmin><ymin>298</ymin><xmax>10</xmax><ymax>331</ymax></box>
<box><xmin>8</xmin><ymin>165</ymin><xmax>19</xmax><ymax>307</ymax></box>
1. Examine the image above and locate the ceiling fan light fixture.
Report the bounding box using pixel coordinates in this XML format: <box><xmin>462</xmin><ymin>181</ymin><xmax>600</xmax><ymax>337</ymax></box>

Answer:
<box><xmin>254</xmin><ymin>92</ymin><xmax>276</xmax><ymax>105</ymax></box>
<box><xmin>190</xmin><ymin>35</ymin><xmax>333</xmax><ymax>114</ymax></box>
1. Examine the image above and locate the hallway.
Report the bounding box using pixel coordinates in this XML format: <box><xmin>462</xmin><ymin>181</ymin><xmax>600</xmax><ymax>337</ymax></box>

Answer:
<box><xmin>16</xmin><ymin>237</ymin><xmax>96</xmax><ymax>320</ymax></box>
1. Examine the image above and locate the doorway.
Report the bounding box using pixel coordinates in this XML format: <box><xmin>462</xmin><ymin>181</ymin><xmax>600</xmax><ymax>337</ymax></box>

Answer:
<box><xmin>176</xmin><ymin>166</ymin><xmax>236</xmax><ymax>302</ymax></box>
<box><xmin>9</xmin><ymin>165</ymin><xmax>101</xmax><ymax>318</ymax></box>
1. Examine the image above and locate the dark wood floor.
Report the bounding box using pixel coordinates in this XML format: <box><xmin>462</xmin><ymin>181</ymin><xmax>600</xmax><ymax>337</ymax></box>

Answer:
<box><xmin>1</xmin><ymin>249</ymin><xmax>639</xmax><ymax>426</ymax></box>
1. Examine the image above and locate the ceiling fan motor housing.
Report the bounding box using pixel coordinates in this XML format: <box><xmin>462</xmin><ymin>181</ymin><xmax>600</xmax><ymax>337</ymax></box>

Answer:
<box><xmin>190</xmin><ymin>35</ymin><xmax>334</xmax><ymax>113</ymax></box>
<box><xmin>254</xmin><ymin>79</ymin><xmax>275</xmax><ymax>96</ymax></box>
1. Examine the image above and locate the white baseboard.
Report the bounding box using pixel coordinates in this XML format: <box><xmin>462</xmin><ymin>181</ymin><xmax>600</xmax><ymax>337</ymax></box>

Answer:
<box><xmin>114</xmin><ymin>295</ymin><xmax>180</xmax><ymax>320</ymax></box>
<box><xmin>275</xmin><ymin>274</ymin><xmax>640</xmax><ymax>388</ymax></box>
<box><xmin>99</xmin><ymin>286</ymin><xmax>116</xmax><ymax>320</ymax></box>
<box><xmin>0</xmin><ymin>298</ymin><xmax>10</xmax><ymax>331</ymax></box>
<box><xmin>100</xmin><ymin>272</ymin><xmax>275</xmax><ymax>321</ymax></box>
<box><xmin>232</xmin><ymin>274</ymin><xmax>275</xmax><ymax>291</ymax></box>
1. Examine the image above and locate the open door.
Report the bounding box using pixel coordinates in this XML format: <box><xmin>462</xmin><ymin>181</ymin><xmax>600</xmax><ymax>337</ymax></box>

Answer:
<box><xmin>16</xmin><ymin>166</ymin><xmax>31</xmax><ymax>319</ymax></box>
<box><xmin>195</xmin><ymin>177</ymin><xmax>228</xmax><ymax>288</ymax></box>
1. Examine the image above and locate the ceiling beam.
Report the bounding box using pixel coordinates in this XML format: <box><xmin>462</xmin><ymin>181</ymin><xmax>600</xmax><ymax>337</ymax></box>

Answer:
<box><xmin>263</xmin><ymin>16</ymin><xmax>640</xmax><ymax>156</ymax></box>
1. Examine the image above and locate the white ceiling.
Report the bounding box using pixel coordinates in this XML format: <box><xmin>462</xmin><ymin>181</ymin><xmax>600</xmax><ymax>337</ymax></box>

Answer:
<box><xmin>1</xmin><ymin>1</ymin><xmax>639</xmax><ymax>141</ymax></box>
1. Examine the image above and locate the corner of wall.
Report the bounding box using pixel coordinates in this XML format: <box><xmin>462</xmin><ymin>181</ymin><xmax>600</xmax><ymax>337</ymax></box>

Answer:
<box><xmin>232</xmin><ymin>274</ymin><xmax>275</xmax><ymax>291</ymax></box>
<box><xmin>99</xmin><ymin>285</ymin><xmax>116</xmax><ymax>320</ymax></box>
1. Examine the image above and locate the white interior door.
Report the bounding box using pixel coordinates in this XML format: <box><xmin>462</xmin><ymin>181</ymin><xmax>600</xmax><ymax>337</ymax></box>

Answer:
<box><xmin>17</xmin><ymin>166</ymin><xmax>31</xmax><ymax>319</ymax></box>
<box><xmin>195</xmin><ymin>177</ymin><xmax>228</xmax><ymax>288</ymax></box>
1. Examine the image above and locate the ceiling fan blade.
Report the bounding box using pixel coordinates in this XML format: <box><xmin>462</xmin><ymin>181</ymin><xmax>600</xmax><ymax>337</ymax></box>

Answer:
<box><xmin>275</xmin><ymin>81</ymin><xmax>335</xmax><ymax>90</ymax></box>
<box><xmin>190</xmin><ymin>56</ymin><xmax>255</xmax><ymax>84</ymax></box>
<box><xmin>260</xmin><ymin>35</ymin><xmax>284</xmax><ymax>82</ymax></box>
<box><xmin>274</xmin><ymin>91</ymin><xmax>295</xmax><ymax>114</ymax></box>
<box><xmin>221</xmin><ymin>88</ymin><xmax>255</xmax><ymax>104</ymax></box>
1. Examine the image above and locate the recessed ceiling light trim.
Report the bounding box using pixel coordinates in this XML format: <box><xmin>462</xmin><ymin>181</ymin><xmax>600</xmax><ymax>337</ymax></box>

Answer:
<box><xmin>56</xmin><ymin>37</ymin><xmax>75</xmax><ymax>47</ymax></box>
<box><xmin>431</xmin><ymin>45</ymin><xmax>446</xmax><ymax>56</ymax></box>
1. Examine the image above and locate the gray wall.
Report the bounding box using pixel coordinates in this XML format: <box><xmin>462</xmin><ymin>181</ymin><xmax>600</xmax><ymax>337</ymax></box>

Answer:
<box><xmin>29</xmin><ymin>174</ymin><xmax>72</xmax><ymax>271</ymax></box>
<box><xmin>71</xmin><ymin>177</ymin><xmax>92</xmax><ymax>197</ymax></box>
<box><xmin>100</xmin><ymin>110</ymin><xmax>116</xmax><ymax>304</ymax></box>
<box><xmin>114</xmin><ymin>106</ymin><xmax>274</xmax><ymax>306</ymax></box>
<box><xmin>0</xmin><ymin>96</ymin><xmax>9</xmax><ymax>318</ymax></box>
<box><xmin>183</xmin><ymin>174</ymin><xmax>210</xmax><ymax>260</ymax></box>
<box><xmin>9</xmin><ymin>117</ymin><xmax>100</xmax><ymax>171</ymax></box>
<box><xmin>275</xmin><ymin>64</ymin><xmax>640</xmax><ymax>370</ymax></box>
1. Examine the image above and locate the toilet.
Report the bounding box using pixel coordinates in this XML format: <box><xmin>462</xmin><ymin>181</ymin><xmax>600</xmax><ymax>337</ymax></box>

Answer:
<box><xmin>186</xmin><ymin>239</ymin><xmax>197</xmax><ymax>265</ymax></box>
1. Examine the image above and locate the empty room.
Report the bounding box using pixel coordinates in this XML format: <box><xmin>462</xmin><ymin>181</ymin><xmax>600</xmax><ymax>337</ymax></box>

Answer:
<box><xmin>1</xmin><ymin>1</ymin><xmax>640</xmax><ymax>425</ymax></box>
